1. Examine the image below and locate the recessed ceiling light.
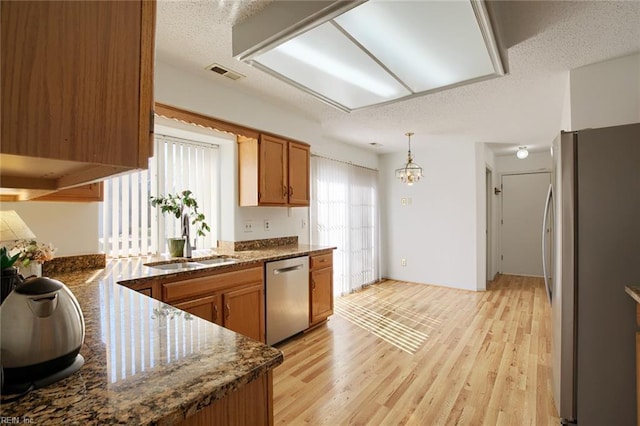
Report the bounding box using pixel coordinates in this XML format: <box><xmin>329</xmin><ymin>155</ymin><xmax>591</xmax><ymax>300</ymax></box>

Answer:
<box><xmin>516</xmin><ymin>147</ymin><xmax>529</xmax><ymax>159</ymax></box>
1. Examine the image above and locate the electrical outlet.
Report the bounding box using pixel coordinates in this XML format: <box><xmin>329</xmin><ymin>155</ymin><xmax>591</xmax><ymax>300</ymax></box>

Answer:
<box><xmin>407</xmin><ymin>197</ymin><xmax>412</xmax><ymax>205</ymax></box>
<box><xmin>401</xmin><ymin>258</ymin><xmax>407</xmax><ymax>267</ymax></box>
<box><xmin>401</xmin><ymin>198</ymin><xmax>407</xmax><ymax>206</ymax></box>
<box><xmin>264</xmin><ymin>220</ymin><xmax>271</xmax><ymax>231</ymax></box>
<box><xmin>244</xmin><ymin>221</ymin><xmax>253</xmax><ymax>233</ymax></box>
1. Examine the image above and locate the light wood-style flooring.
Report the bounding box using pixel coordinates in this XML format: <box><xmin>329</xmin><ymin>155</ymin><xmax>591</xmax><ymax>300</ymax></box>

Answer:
<box><xmin>273</xmin><ymin>274</ymin><xmax>559</xmax><ymax>425</ymax></box>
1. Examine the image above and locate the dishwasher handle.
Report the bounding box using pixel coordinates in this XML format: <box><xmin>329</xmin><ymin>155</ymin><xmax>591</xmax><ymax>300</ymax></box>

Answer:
<box><xmin>273</xmin><ymin>264</ymin><xmax>305</xmax><ymax>274</ymax></box>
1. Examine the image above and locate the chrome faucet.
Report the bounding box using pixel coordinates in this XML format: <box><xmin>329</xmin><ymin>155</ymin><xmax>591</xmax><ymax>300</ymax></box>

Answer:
<box><xmin>181</xmin><ymin>213</ymin><xmax>192</xmax><ymax>258</ymax></box>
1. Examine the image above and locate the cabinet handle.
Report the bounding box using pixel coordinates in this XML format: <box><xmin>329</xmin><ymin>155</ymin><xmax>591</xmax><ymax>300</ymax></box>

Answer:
<box><xmin>213</xmin><ymin>304</ymin><xmax>218</xmax><ymax>321</ymax></box>
<box><xmin>312</xmin><ymin>280</ymin><xmax>316</xmax><ymax>289</ymax></box>
<box><xmin>225</xmin><ymin>303</ymin><xmax>230</xmax><ymax>320</ymax></box>
<box><xmin>288</xmin><ymin>186</ymin><xmax>293</xmax><ymax>196</ymax></box>
<box><xmin>282</xmin><ymin>185</ymin><xmax>288</xmax><ymax>197</ymax></box>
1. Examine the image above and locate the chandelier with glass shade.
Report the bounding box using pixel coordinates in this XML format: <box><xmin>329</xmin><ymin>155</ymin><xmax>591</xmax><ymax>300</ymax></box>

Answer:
<box><xmin>395</xmin><ymin>132</ymin><xmax>423</xmax><ymax>186</ymax></box>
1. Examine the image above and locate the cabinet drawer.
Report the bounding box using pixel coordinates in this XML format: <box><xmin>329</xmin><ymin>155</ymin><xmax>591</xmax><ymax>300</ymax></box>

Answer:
<box><xmin>310</xmin><ymin>253</ymin><xmax>333</xmax><ymax>270</ymax></box>
<box><xmin>163</xmin><ymin>266</ymin><xmax>263</xmax><ymax>303</ymax></box>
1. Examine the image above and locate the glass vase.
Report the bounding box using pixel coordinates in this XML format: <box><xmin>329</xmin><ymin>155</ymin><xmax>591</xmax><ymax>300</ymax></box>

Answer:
<box><xmin>18</xmin><ymin>262</ymin><xmax>42</xmax><ymax>279</ymax></box>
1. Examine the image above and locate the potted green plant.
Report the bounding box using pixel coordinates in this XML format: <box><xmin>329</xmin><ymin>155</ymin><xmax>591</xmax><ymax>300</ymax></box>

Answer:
<box><xmin>150</xmin><ymin>190</ymin><xmax>210</xmax><ymax>257</ymax></box>
<box><xmin>1</xmin><ymin>246</ymin><xmax>21</xmax><ymax>304</ymax></box>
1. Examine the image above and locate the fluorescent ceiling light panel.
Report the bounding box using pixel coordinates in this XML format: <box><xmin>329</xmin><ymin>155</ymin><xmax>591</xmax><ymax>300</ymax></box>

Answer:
<box><xmin>234</xmin><ymin>0</ymin><xmax>506</xmax><ymax>112</ymax></box>
<box><xmin>334</xmin><ymin>1</ymin><xmax>496</xmax><ymax>92</ymax></box>
<box><xmin>254</xmin><ymin>22</ymin><xmax>410</xmax><ymax>110</ymax></box>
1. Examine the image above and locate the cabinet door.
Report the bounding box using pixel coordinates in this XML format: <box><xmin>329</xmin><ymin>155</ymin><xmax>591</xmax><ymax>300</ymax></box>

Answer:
<box><xmin>258</xmin><ymin>135</ymin><xmax>288</xmax><ymax>205</ymax></box>
<box><xmin>223</xmin><ymin>284</ymin><xmax>265</xmax><ymax>342</ymax></box>
<box><xmin>288</xmin><ymin>141</ymin><xmax>310</xmax><ymax>206</ymax></box>
<box><xmin>1</xmin><ymin>1</ymin><xmax>155</xmax><ymax>193</ymax></box>
<box><xmin>174</xmin><ymin>295</ymin><xmax>223</xmax><ymax>326</ymax></box>
<box><xmin>311</xmin><ymin>267</ymin><xmax>333</xmax><ymax>325</ymax></box>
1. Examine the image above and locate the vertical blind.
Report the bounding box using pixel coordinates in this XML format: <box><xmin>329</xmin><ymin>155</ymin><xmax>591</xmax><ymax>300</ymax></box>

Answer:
<box><xmin>100</xmin><ymin>135</ymin><xmax>218</xmax><ymax>257</ymax></box>
<box><xmin>101</xmin><ymin>167</ymin><xmax>154</xmax><ymax>257</ymax></box>
<box><xmin>311</xmin><ymin>155</ymin><xmax>380</xmax><ymax>296</ymax></box>
<box><xmin>154</xmin><ymin>135</ymin><xmax>218</xmax><ymax>254</ymax></box>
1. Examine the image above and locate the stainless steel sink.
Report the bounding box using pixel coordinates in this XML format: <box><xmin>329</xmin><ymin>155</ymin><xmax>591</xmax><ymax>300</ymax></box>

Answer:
<box><xmin>145</xmin><ymin>257</ymin><xmax>239</xmax><ymax>271</ymax></box>
<box><xmin>195</xmin><ymin>257</ymin><xmax>238</xmax><ymax>266</ymax></box>
<box><xmin>147</xmin><ymin>262</ymin><xmax>202</xmax><ymax>271</ymax></box>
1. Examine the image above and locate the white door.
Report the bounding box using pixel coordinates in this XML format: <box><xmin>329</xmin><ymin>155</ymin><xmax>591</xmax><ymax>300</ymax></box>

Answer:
<box><xmin>501</xmin><ymin>172</ymin><xmax>550</xmax><ymax>276</ymax></box>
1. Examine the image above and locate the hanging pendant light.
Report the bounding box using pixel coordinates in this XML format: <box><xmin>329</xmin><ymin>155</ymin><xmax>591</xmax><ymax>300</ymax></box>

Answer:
<box><xmin>395</xmin><ymin>132</ymin><xmax>423</xmax><ymax>186</ymax></box>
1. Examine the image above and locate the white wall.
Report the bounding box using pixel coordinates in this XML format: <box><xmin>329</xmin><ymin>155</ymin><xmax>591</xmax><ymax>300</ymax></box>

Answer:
<box><xmin>495</xmin><ymin>151</ymin><xmax>552</xmax><ymax>174</ymax></box>
<box><xmin>0</xmin><ymin>202</ymin><xmax>99</xmax><ymax>256</ymax></box>
<box><xmin>155</xmin><ymin>61</ymin><xmax>379</xmax><ymax>169</ymax></box>
<box><xmin>380</xmin><ymin>140</ymin><xmax>481</xmax><ymax>291</ymax></box>
<box><xmin>560</xmin><ymin>72</ymin><xmax>572</xmax><ymax>132</ymax></box>
<box><xmin>155</xmin><ymin>61</ymin><xmax>378</xmax><ymax>244</ymax></box>
<box><xmin>570</xmin><ymin>53</ymin><xmax>640</xmax><ymax>131</ymax></box>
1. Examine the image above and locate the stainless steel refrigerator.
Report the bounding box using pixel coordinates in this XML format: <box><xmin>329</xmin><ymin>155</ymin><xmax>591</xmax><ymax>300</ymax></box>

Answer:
<box><xmin>542</xmin><ymin>123</ymin><xmax>640</xmax><ymax>425</ymax></box>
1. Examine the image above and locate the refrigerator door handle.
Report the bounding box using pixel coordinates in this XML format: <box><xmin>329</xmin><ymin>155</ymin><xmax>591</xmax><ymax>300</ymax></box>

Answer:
<box><xmin>542</xmin><ymin>183</ymin><xmax>553</xmax><ymax>304</ymax></box>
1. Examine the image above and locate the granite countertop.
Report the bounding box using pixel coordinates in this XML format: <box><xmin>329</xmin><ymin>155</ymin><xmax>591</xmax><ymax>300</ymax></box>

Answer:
<box><xmin>625</xmin><ymin>286</ymin><xmax>640</xmax><ymax>304</ymax></box>
<box><xmin>1</xmin><ymin>244</ymin><xmax>334</xmax><ymax>424</ymax></box>
<box><xmin>97</xmin><ymin>244</ymin><xmax>336</xmax><ymax>289</ymax></box>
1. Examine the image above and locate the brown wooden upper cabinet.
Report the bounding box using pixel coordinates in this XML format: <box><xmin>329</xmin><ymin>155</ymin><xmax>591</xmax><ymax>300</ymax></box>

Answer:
<box><xmin>238</xmin><ymin>134</ymin><xmax>310</xmax><ymax>207</ymax></box>
<box><xmin>0</xmin><ymin>1</ymin><xmax>156</xmax><ymax>200</ymax></box>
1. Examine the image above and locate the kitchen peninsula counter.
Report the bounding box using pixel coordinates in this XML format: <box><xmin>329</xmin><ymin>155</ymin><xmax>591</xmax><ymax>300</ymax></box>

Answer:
<box><xmin>0</xmin><ymin>244</ymin><xmax>335</xmax><ymax>424</ymax></box>
<box><xmin>625</xmin><ymin>285</ymin><xmax>640</xmax><ymax>304</ymax></box>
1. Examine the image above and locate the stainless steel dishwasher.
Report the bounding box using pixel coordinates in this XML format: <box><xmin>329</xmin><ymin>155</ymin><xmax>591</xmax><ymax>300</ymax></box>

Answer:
<box><xmin>265</xmin><ymin>256</ymin><xmax>309</xmax><ymax>345</ymax></box>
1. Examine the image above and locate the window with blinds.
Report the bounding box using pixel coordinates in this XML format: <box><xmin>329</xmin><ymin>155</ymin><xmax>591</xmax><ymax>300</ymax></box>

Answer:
<box><xmin>100</xmin><ymin>134</ymin><xmax>219</xmax><ymax>258</ymax></box>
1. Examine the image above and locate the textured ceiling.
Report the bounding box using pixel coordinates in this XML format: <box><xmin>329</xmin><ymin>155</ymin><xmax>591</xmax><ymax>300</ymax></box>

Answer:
<box><xmin>156</xmin><ymin>0</ymin><xmax>640</xmax><ymax>155</ymax></box>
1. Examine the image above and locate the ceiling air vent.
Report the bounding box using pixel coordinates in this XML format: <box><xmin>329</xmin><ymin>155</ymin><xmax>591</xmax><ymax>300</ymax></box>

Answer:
<box><xmin>206</xmin><ymin>63</ymin><xmax>245</xmax><ymax>81</ymax></box>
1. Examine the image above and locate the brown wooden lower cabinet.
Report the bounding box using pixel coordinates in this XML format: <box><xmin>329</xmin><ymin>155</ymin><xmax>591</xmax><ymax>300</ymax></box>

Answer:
<box><xmin>160</xmin><ymin>264</ymin><xmax>265</xmax><ymax>342</ymax></box>
<box><xmin>309</xmin><ymin>251</ymin><xmax>334</xmax><ymax>327</ymax></box>
<box><xmin>133</xmin><ymin>252</ymin><xmax>334</xmax><ymax>342</ymax></box>
<box><xmin>178</xmin><ymin>371</ymin><xmax>272</xmax><ymax>426</ymax></box>
<box><xmin>224</xmin><ymin>283</ymin><xmax>265</xmax><ymax>343</ymax></box>
<box><xmin>310</xmin><ymin>267</ymin><xmax>333</xmax><ymax>326</ymax></box>
<box><xmin>130</xmin><ymin>265</ymin><xmax>273</xmax><ymax>425</ymax></box>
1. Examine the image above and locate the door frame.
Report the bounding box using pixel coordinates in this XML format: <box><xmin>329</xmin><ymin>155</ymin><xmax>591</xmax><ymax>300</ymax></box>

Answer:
<box><xmin>497</xmin><ymin>170</ymin><xmax>551</xmax><ymax>275</ymax></box>
<box><xmin>486</xmin><ymin>166</ymin><xmax>493</xmax><ymax>283</ymax></box>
